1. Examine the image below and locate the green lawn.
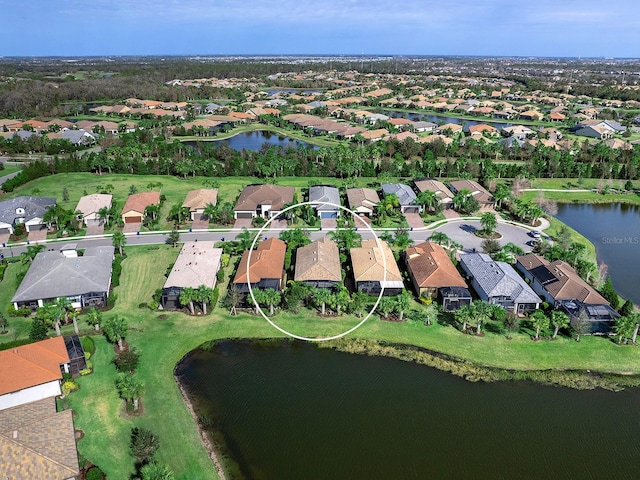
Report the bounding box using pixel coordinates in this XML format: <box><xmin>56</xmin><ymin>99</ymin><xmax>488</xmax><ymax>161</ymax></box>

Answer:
<box><xmin>3</xmin><ymin>240</ymin><xmax>640</xmax><ymax>478</ymax></box>
<box><xmin>0</xmin><ymin>164</ymin><xmax>23</xmax><ymax>177</ymax></box>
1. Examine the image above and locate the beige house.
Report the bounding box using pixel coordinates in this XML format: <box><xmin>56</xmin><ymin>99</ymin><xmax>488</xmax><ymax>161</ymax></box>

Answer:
<box><xmin>294</xmin><ymin>238</ymin><xmax>341</xmax><ymax>289</ymax></box>
<box><xmin>121</xmin><ymin>191</ymin><xmax>161</xmax><ymax>224</ymax></box>
<box><xmin>346</xmin><ymin>188</ymin><xmax>381</xmax><ymax>216</ymax></box>
<box><xmin>75</xmin><ymin>194</ymin><xmax>112</xmax><ymax>226</ymax></box>
<box><xmin>182</xmin><ymin>189</ymin><xmax>218</xmax><ymax>220</ymax></box>
<box><xmin>350</xmin><ymin>239</ymin><xmax>403</xmax><ymax>296</ymax></box>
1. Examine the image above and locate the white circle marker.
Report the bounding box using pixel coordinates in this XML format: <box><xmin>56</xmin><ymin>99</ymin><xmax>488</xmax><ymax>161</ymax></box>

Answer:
<box><xmin>246</xmin><ymin>200</ymin><xmax>387</xmax><ymax>342</ymax></box>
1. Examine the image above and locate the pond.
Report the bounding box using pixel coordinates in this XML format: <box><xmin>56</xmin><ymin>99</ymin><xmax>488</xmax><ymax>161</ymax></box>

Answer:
<box><xmin>176</xmin><ymin>340</ymin><xmax>640</xmax><ymax>480</ymax></box>
<box><xmin>185</xmin><ymin>131</ymin><xmax>316</xmax><ymax>152</ymax></box>
<box><xmin>380</xmin><ymin>109</ymin><xmax>514</xmax><ymax>131</ymax></box>
<box><xmin>555</xmin><ymin>203</ymin><xmax>640</xmax><ymax>304</ymax></box>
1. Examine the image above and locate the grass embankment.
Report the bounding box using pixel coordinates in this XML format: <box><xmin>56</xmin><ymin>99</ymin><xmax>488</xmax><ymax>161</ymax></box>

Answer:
<box><xmin>522</xmin><ymin>178</ymin><xmax>640</xmax><ymax>206</ymax></box>
<box><xmin>1</xmin><ymin>243</ymin><xmax>637</xmax><ymax>478</ymax></box>
<box><xmin>0</xmin><ymin>164</ymin><xmax>23</xmax><ymax>177</ymax></box>
<box><xmin>172</xmin><ymin>122</ymin><xmax>344</xmax><ymax>147</ymax></box>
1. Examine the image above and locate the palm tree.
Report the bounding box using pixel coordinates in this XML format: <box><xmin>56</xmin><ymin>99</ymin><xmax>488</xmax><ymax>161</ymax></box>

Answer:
<box><xmin>263</xmin><ymin>288</ymin><xmax>281</xmax><ymax>315</ymax></box>
<box><xmin>103</xmin><ymin>316</ymin><xmax>128</xmax><ymax>351</ymax></box>
<box><xmin>279</xmin><ymin>227</ymin><xmax>311</xmax><ymax>250</ymax></box>
<box><xmin>333</xmin><ymin>287</ymin><xmax>350</xmax><ymax>315</ymax></box>
<box><xmin>97</xmin><ymin>206</ymin><xmax>111</xmax><ymax>227</ymax></box>
<box><xmin>20</xmin><ymin>244</ymin><xmax>45</xmax><ymax>265</ymax></box>
<box><xmin>395</xmin><ymin>290</ymin><xmax>412</xmax><ymax>321</ymax></box>
<box><xmin>530</xmin><ymin>310</ymin><xmax>550</xmax><ymax>340</ymax></box>
<box><xmin>480</xmin><ymin>212</ymin><xmax>497</xmax><ymax>235</ymax></box>
<box><xmin>140</xmin><ymin>462</ymin><xmax>175</xmax><ymax>480</ymax></box>
<box><xmin>393</xmin><ymin>228</ymin><xmax>414</xmax><ymax>250</ymax></box>
<box><xmin>417</xmin><ymin>190</ymin><xmax>439</xmax><ymax>213</ymax></box>
<box><xmin>196</xmin><ymin>285</ymin><xmax>214</xmax><ymax>315</ymax></box>
<box><xmin>203</xmin><ymin>202</ymin><xmax>217</xmax><ymax>222</ymax></box>
<box><xmin>115</xmin><ymin>373</ymin><xmax>144</xmax><ymax>411</ymax></box>
<box><xmin>45</xmin><ymin>302</ymin><xmax>64</xmax><ymax>336</ymax></box>
<box><xmin>493</xmin><ymin>183</ymin><xmax>512</xmax><ymax>209</ymax></box>
<box><xmin>376</xmin><ymin>297</ymin><xmax>395</xmax><ymax>319</ymax></box>
<box><xmin>314</xmin><ymin>288</ymin><xmax>333</xmax><ymax>316</ymax></box>
<box><xmin>550</xmin><ymin>310</ymin><xmax>569</xmax><ymax>340</ymax></box>
<box><xmin>85</xmin><ymin>307</ymin><xmax>102</xmax><ymax>331</ymax></box>
<box><xmin>235</xmin><ymin>228</ymin><xmax>258</xmax><ymax>252</ymax></box>
<box><xmin>112</xmin><ymin>231</ymin><xmax>126</xmax><ymax>256</ymax></box>
<box><xmin>328</xmin><ymin>227</ymin><xmax>361</xmax><ymax>253</ymax></box>
<box><xmin>454</xmin><ymin>304</ymin><xmax>473</xmax><ymax>333</ymax></box>
<box><xmin>470</xmin><ymin>300</ymin><xmax>492</xmax><ymax>335</ymax></box>
<box><xmin>179</xmin><ymin>287</ymin><xmax>196</xmax><ymax>315</ymax></box>
<box><xmin>350</xmin><ymin>291</ymin><xmax>368</xmax><ymax>318</ymax></box>
<box><xmin>503</xmin><ymin>311</ymin><xmax>520</xmax><ymax>339</ymax></box>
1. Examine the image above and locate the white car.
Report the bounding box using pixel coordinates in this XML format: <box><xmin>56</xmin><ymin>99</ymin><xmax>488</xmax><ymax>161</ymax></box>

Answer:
<box><xmin>530</xmin><ymin>230</ymin><xmax>541</xmax><ymax>238</ymax></box>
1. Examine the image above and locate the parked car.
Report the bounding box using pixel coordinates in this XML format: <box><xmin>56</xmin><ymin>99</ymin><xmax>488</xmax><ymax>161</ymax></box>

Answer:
<box><xmin>529</xmin><ymin>230</ymin><xmax>541</xmax><ymax>238</ymax></box>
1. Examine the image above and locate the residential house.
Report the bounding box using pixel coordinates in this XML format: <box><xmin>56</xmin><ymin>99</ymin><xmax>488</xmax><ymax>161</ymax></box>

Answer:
<box><xmin>449</xmin><ymin>180</ymin><xmax>495</xmax><ymax>210</ymax></box>
<box><xmin>0</xmin><ymin>337</ymin><xmax>70</xmax><ymax>410</ymax></box>
<box><xmin>437</xmin><ymin>123</ymin><xmax>463</xmax><ymax>135</ymax></box>
<box><xmin>350</xmin><ymin>239</ymin><xmax>404</xmax><ymax>296</ymax></box>
<box><xmin>388</xmin><ymin>118</ymin><xmax>414</xmax><ymax>131</ymax></box>
<box><xmin>413</xmin><ymin>178</ymin><xmax>455</xmax><ymax>209</ymax></box>
<box><xmin>233</xmin><ymin>238</ymin><xmax>286</xmax><ymax>294</ymax></box>
<box><xmin>0</xmin><ymin>196</ymin><xmax>56</xmax><ymax>235</ymax></box>
<box><xmin>405</xmin><ymin>241</ymin><xmax>472</xmax><ymax>311</ymax></box>
<box><xmin>12</xmin><ymin>246</ymin><xmax>114</xmax><ymax>310</ymax></box>
<box><xmin>412</xmin><ymin>121</ymin><xmax>437</xmax><ymax>133</ymax></box>
<box><xmin>502</xmin><ymin>125</ymin><xmax>534</xmax><ymax>140</ymax></box>
<box><xmin>182</xmin><ymin>189</ymin><xmax>218</xmax><ymax>220</ymax></box>
<box><xmin>74</xmin><ymin>194</ymin><xmax>112</xmax><ymax>227</ymax></box>
<box><xmin>0</xmin><ymin>398</ymin><xmax>80</xmax><ymax>479</ymax></box>
<box><xmin>468</xmin><ymin>124</ymin><xmax>499</xmax><ymax>137</ymax></box>
<box><xmin>346</xmin><ymin>188</ymin><xmax>380</xmax><ymax>216</ymax></box>
<box><xmin>381</xmin><ymin>183</ymin><xmax>422</xmax><ymax>214</ymax></box>
<box><xmin>234</xmin><ymin>184</ymin><xmax>295</xmax><ymax>219</ymax></box>
<box><xmin>294</xmin><ymin>238</ymin><xmax>341</xmax><ymax>289</ymax></box>
<box><xmin>459</xmin><ymin>253</ymin><xmax>541</xmax><ymax>313</ymax></box>
<box><xmin>520</xmin><ymin>110</ymin><xmax>544</xmax><ymax>121</ymax></box>
<box><xmin>308</xmin><ymin>185</ymin><xmax>341</xmax><ymax>219</ymax></box>
<box><xmin>161</xmin><ymin>242</ymin><xmax>223</xmax><ymax>310</ymax></box>
<box><xmin>121</xmin><ymin>191</ymin><xmax>161</xmax><ymax>224</ymax></box>
<box><xmin>516</xmin><ymin>254</ymin><xmax>619</xmax><ymax>333</ymax></box>
<box><xmin>574</xmin><ymin>125</ymin><xmax>613</xmax><ymax>140</ymax></box>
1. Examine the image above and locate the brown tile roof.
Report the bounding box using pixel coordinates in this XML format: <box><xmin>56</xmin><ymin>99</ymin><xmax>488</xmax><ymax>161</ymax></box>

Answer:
<box><xmin>351</xmin><ymin>239</ymin><xmax>402</xmax><ymax>283</ymax></box>
<box><xmin>0</xmin><ymin>398</ymin><xmax>79</xmax><ymax>480</ymax></box>
<box><xmin>234</xmin><ymin>185</ymin><xmax>295</xmax><ymax>212</ymax></box>
<box><xmin>233</xmin><ymin>238</ymin><xmax>286</xmax><ymax>285</ymax></box>
<box><xmin>360</xmin><ymin>129</ymin><xmax>389</xmax><ymax>140</ymax></box>
<box><xmin>182</xmin><ymin>189</ymin><xmax>218</xmax><ymax>211</ymax></box>
<box><xmin>405</xmin><ymin>242</ymin><xmax>467</xmax><ymax>289</ymax></box>
<box><xmin>517</xmin><ymin>254</ymin><xmax>608</xmax><ymax>305</ymax></box>
<box><xmin>294</xmin><ymin>238</ymin><xmax>341</xmax><ymax>283</ymax></box>
<box><xmin>449</xmin><ymin>180</ymin><xmax>494</xmax><ymax>204</ymax></box>
<box><xmin>121</xmin><ymin>191</ymin><xmax>161</xmax><ymax>215</ymax></box>
<box><xmin>346</xmin><ymin>188</ymin><xmax>380</xmax><ymax>212</ymax></box>
<box><xmin>468</xmin><ymin>124</ymin><xmax>498</xmax><ymax>135</ymax></box>
<box><xmin>413</xmin><ymin>179</ymin><xmax>454</xmax><ymax>201</ymax></box>
<box><xmin>388</xmin><ymin>118</ymin><xmax>414</xmax><ymax>126</ymax></box>
<box><xmin>0</xmin><ymin>337</ymin><xmax>68</xmax><ymax>396</ymax></box>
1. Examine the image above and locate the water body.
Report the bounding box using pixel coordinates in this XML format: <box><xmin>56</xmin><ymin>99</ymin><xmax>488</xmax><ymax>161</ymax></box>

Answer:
<box><xmin>185</xmin><ymin>131</ymin><xmax>315</xmax><ymax>152</ymax></box>
<box><xmin>380</xmin><ymin>109</ymin><xmax>514</xmax><ymax>131</ymax></box>
<box><xmin>555</xmin><ymin>203</ymin><xmax>640</xmax><ymax>304</ymax></box>
<box><xmin>176</xmin><ymin>340</ymin><xmax>640</xmax><ymax>480</ymax></box>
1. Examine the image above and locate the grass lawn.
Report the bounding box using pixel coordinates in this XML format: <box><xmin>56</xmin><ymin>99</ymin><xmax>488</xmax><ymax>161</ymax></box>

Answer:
<box><xmin>521</xmin><ymin>189</ymin><xmax>640</xmax><ymax>206</ymax></box>
<box><xmin>0</xmin><ymin>242</ymin><xmax>627</xmax><ymax>479</ymax></box>
<box><xmin>0</xmin><ymin>164</ymin><xmax>23</xmax><ymax>177</ymax></box>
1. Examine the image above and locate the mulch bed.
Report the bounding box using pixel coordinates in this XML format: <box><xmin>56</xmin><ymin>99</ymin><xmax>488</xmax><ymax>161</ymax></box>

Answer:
<box><xmin>379</xmin><ymin>314</ymin><xmax>404</xmax><ymax>323</ymax></box>
<box><xmin>113</xmin><ymin>340</ymin><xmax>130</xmax><ymax>354</ymax></box>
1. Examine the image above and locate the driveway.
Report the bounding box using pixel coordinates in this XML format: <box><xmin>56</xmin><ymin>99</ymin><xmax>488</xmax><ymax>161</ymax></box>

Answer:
<box><xmin>321</xmin><ymin>218</ymin><xmax>337</xmax><ymax>230</ymax></box>
<box><xmin>191</xmin><ymin>215</ymin><xmax>210</xmax><ymax>230</ymax></box>
<box><xmin>433</xmin><ymin>220</ymin><xmax>533</xmax><ymax>253</ymax></box>
<box><xmin>123</xmin><ymin>222</ymin><xmax>142</xmax><ymax>234</ymax></box>
<box><xmin>233</xmin><ymin>218</ymin><xmax>253</xmax><ymax>229</ymax></box>
<box><xmin>404</xmin><ymin>212</ymin><xmax>425</xmax><ymax>229</ymax></box>
<box><xmin>27</xmin><ymin>227</ymin><xmax>48</xmax><ymax>243</ymax></box>
<box><xmin>270</xmin><ymin>219</ymin><xmax>288</xmax><ymax>230</ymax></box>
<box><xmin>0</xmin><ymin>232</ymin><xmax>9</xmax><ymax>246</ymax></box>
<box><xmin>442</xmin><ymin>208</ymin><xmax>460</xmax><ymax>219</ymax></box>
<box><xmin>86</xmin><ymin>224</ymin><xmax>104</xmax><ymax>236</ymax></box>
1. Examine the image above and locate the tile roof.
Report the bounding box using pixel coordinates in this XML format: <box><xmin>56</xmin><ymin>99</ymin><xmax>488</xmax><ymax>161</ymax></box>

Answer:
<box><xmin>294</xmin><ymin>238</ymin><xmax>341</xmax><ymax>283</ymax></box>
<box><xmin>233</xmin><ymin>238</ymin><xmax>286</xmax><ymax>285</ymax></box>
<box><xmin>517</xmin><ymin>254</ymin><xmax>608</xmax><ymax>305</ymax></box>
<box><xmin>0</xmin><ymin>338</ymin><xmax>68</xmax><ymax>396</ymax></box>
<box><xmin>182</xmin><ymin>189</ymin><xmax>218</xmax><ymax>211</ymax></box>
<box><xmin>121</xmin><ymin>191</ymin><xmax>161</xmax><ymax>215</ymax></box>
<box><xmin>381</xmin><ymin>183</ymin><xmax>418</xmax><ymax>206</ymax></box>
<box><xmin>234</xmin><ymin>184</ymin><xmax>295</xmax><ymax>212</ymax></box>
<box><xmin>351</xmin><ymin>239</ymin><xmax>403</xmax><ymax>284</ymax></box>
<box><xmin>460</xmin><ymin>253</ymin><xmax>541</xmax><ymax>304</ymax></box>
<box><xmin>0</xmin><ymin>399</ymin><xmax>79</xmax><ymax>480</ymax></box>
<box><xmin>346</xmin><ymin>188</ymin><xmax>380</xmax><ymax>212</ymax></box>
<box><xmin>449</xmin><ymin>180</ymin><xmax>494</xmax><ymax>204</ymax></box>
<box><xmin>308</xmin><ymin>186</ymin><xmax>340</xmax><ymax>211</ymax></box>
<box><xmin>75</xmin><ymin>194</ymin><xmax>112</xmax><ymax>217</ymax></box>
<box><xmin>405</xmin><ymin>241</ymin><xmax>467</xmax><ymax>289</ymax></box>
<box><xmin>413</xmin><ymin>179</ymin><xmax>454</xmax><ymax>201</ymax></box>
<box><xmin>11</xmin><ymin>246</ymin><xmax>115</xmax><ymax>304</ymax></box>
<box><xmin>164</xmin><ymin>242</ymin><xmax>222</xmax><ymax>290</ymax></box>
<box><xmin>0</xmin><ymin>196</ymin><xmax>56</xmax><ymax>226</ymax></box>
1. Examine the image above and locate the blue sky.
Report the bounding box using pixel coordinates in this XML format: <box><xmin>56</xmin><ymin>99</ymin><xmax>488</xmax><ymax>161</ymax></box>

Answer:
<box><xmin>1</xmin><ymin>0</ymin><xmax>639</xmax><ymax>57</ymax></box>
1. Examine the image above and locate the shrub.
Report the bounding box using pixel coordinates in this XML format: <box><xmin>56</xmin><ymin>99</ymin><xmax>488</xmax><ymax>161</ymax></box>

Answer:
<box><xmin>85</xmin><ymin>360</ymin><xmax>93</xmax><ymax>371</ymax></box>
<box><xmin>210</xmin><ymin>287</ymin><xmax>220</xmax><ymax>309</ymax></box>
<box><xmin>216</xmin><ymin>269</ymin><xmax>225</xmax><ymax>282</ymax></box>
<box><xmin>221</xmin><ymin>253</ymin><xmax>230</xmax><ymax>268</ymax></box>
<box><xmin>139</xmin><ymin>302</ymin><xmax>149</xmax><ymax>309</ymax></box>
<box><xmin>113</xmin><ymin>347</ymin><xmax>141</xmax><ymax>373</ymax></box>
<box><xmin>62</xmin><ymin>372</ymin><xmax>73</xmax><ymax>383</ymax></box>
<box><xmin>0</xmin><ymin>263</ymin><xmax>7</xmax><ymax>282</ymax></box>
<box><xmin>7</xmin><ymin>305</ymin><xmax>30</xmax><ymax>317</ymax></box>
<box><xmin>130</xmin><ymin>427</ymin><xmax>159</xmax><ymax>464</ymax></box>
<box><xmin>86</xmin><ymin>466</ymin><xmax>104</xmax><ymax>480</ymax></box>
<box><xmin>111</xmin><ymin>255</ymin><xmax>123</xmax><ymax>288</ymax></box>
<box><xmin>81</xmin><ymin>336</ymin><xmax>95</xmax><ymax>356</ymax></box>
<box><xmin>107</xmin><ymin>292</ymin><xmax>118</xmax><ymax>308</ymax></box>
<box><xmin>29</xmin><ymin>318</ymin><xmax>48</xmax><ymax>341</ymax></box>
<box><xmin>61</xmin><ymin>381</ymin><xmax>78</xmax><ymax>396</ymax></box>
<box><xmin>149</xmin><ymin>299</ymin><xmax>159</xmax><ymax>310</ymax></box>
<box><xmin>79</xmin><ymin>368</ymin><xmax>92</xmax><ymax>376</ymax></box>
<box><xmin>0</xmin><ymin>338</ymin><xmax>31</xmax><ymax>352</ymax></box>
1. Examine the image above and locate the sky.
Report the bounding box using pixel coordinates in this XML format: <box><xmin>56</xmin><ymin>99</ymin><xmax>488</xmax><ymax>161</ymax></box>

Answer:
<box><xmin>1</xmin><ymin>0</ymin><xmax>639</xmax><ymax>58</ymax></box>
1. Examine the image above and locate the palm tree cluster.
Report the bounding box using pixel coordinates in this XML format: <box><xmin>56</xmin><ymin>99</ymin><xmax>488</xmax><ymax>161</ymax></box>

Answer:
<box><xmin>375</xmin><ymin>290</ymin><xmax>414</xmax><ymax>321</ymax></box>
<box><xmin>43</xmin><ymin>204</ymin><xmax>83</xmax><ymax>234</ymax></box>
<box><xmin>178</xmin><ymin>285</ymin><xmax>217</xmax><ymax>315</ymax></box>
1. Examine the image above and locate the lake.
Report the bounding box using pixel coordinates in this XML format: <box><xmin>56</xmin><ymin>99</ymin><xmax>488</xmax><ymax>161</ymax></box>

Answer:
<box><xmin>555</xmin><ymin>203</ymin><xmax>640</xmax><ymax>304</ymax></box>
<box><xmin>185</xmin><ymin>131</ymin><xmax>316</xmax><ymax>152</ymax></box>
<box><xmin>380</xmin><ymin>109</ymin><xmax>514</xmax><ymax>131</ymax></box>
<box><xmin>176</xmin><ymin>340</ymin><xmax>640</xmax><ymax>480</ymax></box>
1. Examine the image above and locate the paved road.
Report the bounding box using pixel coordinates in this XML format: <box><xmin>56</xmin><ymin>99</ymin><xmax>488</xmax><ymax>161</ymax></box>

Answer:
<box><xmin>433</xmin><ymin>219</ymin><xmax>542</xmax><ymax>253</ymax></box>
<box><xmin>0</xmin><ymin>170</ymin><xmax>20</xmax><ymax>187</ymax></box>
